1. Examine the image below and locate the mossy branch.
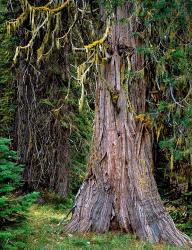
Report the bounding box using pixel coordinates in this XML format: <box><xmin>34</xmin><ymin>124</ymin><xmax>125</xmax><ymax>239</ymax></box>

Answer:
<box><xmin>32</xmin><ymin>0</ymin><xmax>69</xmax><ymax>14</ymax></box>
<box><xmin>7</xmin><ymin>10</ymin><xmax>29</xmax><ymax>34</ymax></box>
<box><xmin>84</xmin><ymin>19</ymin><xmax>110</xmax><ymax>49</ymax></box>
<box><xmin>8</xmin><ymin>0</ymin><xmax>70</xmax><ymax>64</ymax></box>
<box><xmin>13</xmin><ymin>17</ymin><xmax>48</xmax><ymax>64</ymax></box>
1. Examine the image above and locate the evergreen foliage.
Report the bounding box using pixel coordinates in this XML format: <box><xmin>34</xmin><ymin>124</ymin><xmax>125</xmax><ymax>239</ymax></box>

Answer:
<box><xmin>138</xmin><ymin>0</ymin><xmax>192</xmax><ymax>209</ymax></box>
<box><xmin>134</xmin><ymin>0</ymin><xmax>192</xmax><ymax>234</ymax></box>
<box><xmin>0</xmin><ymin>0</ymin><xmax>16</xmax><ymax>136</ymax></box>
<box><xmin>140</xmin><ymin>0</ymin><xmax>192</xmax><ymax>177</ymax></box>
<box><xmin>0</xmin><ymin>137</ymin><xmax>38</xmax><ymax>249</ymax></box>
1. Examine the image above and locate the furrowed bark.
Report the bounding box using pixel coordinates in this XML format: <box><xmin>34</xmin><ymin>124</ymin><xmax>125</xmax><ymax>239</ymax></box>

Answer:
<box><xmin>16</xmin><ymin>62</ymin><xmax>69</xmax><ymax>197</ymax></box>
<box><xmin>65</xmin><ymin>3</ymin><xmax>192</xmax><ymax>247</ymax></box>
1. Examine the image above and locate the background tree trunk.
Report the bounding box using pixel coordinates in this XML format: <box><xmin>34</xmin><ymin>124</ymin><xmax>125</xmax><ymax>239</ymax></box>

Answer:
<box><xmin>16</xmin><ymin>61</ymin><xmax>70</xmax><ymax>197</ymax></box>
<box><xmin>65</xmin><ymin>3</ymin><xmax>192</xmax><ymax>246</ymax></box>
<box><xmin>13</xmin><ymin>2</ymin><xmax>71</xmax><ymax>197</ymax></box>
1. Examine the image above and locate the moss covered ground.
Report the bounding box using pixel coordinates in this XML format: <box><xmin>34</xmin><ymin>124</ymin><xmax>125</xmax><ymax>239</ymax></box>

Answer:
<box><xmin>20</xmin><ymin>200</ymin><xmax>185</xmax><ymax>250</ymax></box>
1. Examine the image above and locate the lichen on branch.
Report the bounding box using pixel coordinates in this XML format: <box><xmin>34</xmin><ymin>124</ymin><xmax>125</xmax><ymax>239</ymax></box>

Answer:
<box><xmin>7</xmin><ymin>0</ymin><xmax>70</xmax><ymax>64</ymax></box>
<box><xmin>84</xmin><ymin>19</ymin><xmax>110</xmax><ymax>49</ymax></box>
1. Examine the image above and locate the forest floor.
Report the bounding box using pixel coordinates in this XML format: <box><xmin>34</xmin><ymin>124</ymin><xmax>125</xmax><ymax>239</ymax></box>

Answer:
<box><xmin>21</xmin><ymin>196</ymin><xmax>186</xmax><ymax>250</ymax></box>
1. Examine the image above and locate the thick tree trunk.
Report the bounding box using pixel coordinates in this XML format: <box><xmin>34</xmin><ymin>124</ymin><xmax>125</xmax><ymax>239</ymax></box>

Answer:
<box><xmin>65</xmin><ymin>4</ymin><xmax>192</xmax><ymax>247</ymax></box>
<box><xmin>16</xmin><ymin>62</ymin><xmax>70</xmax><ymax>197</ymax></box>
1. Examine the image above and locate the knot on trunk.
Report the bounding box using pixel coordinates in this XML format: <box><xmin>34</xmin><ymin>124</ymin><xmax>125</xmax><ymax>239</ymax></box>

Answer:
<box><xmin>117</xmin><ymin>37</ymin><xmax>135</xmax><ymax>57</ymax></box>
<box><xmin>117</xmin><ymin>44</ymin><xmax>135</xmax><ymax>57</ymax></box>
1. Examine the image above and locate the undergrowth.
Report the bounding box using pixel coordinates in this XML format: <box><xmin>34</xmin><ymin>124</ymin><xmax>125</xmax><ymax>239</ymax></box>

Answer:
<box><xmin>0</xmin><ymin>138</ymin><xmax>38</xmax><ymax>250</ymax></box>
<box><xmin>10</xmin><ymin>193</ymin><xmax>189</xmax><ymax>250</ymax></box>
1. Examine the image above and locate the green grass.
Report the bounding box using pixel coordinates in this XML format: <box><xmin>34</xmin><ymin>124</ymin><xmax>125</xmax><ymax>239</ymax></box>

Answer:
<box><xmin>16</xmin><ymin>203</ymin><xmax>185</xmax><ymax>250</ymax></box>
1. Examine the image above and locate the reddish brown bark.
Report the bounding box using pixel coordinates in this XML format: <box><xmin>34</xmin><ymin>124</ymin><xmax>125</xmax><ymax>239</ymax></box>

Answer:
<box><xmin>65</xmin><ymin>3</ymin><xmax>192</xmax><ymax>247</ymax></box>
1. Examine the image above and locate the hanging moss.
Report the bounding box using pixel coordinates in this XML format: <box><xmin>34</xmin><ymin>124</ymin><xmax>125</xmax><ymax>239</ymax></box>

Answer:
<box><xmin>7</xmin><ymin>0</ymin><xmax>70</xmax><ymax>64</ymax></box>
